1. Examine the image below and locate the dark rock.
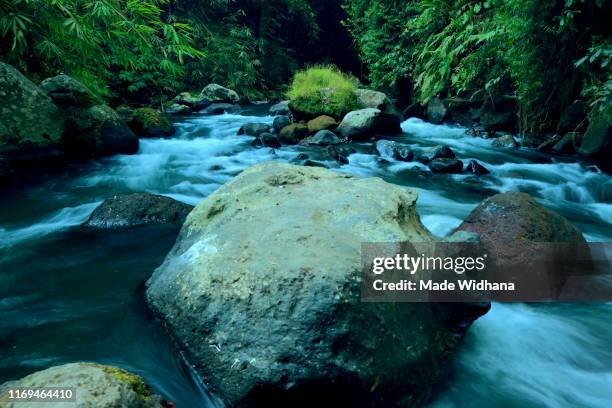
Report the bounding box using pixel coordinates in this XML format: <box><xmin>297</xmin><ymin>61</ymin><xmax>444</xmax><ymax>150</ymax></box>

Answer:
<box><xmin>428</xmin><ymin>158</ymin><xmax>463</xmax><ymax>173</ymax></box>
<box><xmin>272</xmin><ymin>115</ymin><xmax>292</xmax><ymax>133</ymax></box>
<box><xmin>39</xmin><ymin>74</ymin><xmax>98</xmax><ymax>107</ymax></box>
<box><xmin>165</xmin><ymin>103</ymin><xmax>191</xmax><ymax>114</ymax></box>
<box><xmin>558</xmin><ymin>101</ymin><xmax>586</xmax><ymax>134</ymax></box>
<box><xmin>83</xmin><ymin>193</ymin><xmax>193</xmax><ymax>228</ymax></box>
<box><xmin>269</xmin><ymin>100</ymin><xmax>291</xmax><ymax>116</ymax></box>
<box><xmin>336</xmin><ymin>108</ymin><xmax>400</xmax><ymax>140</ymax></box>
<box><xmin>536</xmin><ymin>134</ymin><xmax>562</xmax><ymax>152</ymax></box>
<box><xmin>200</xmin><ymin>83</ymin><xmax>239</xmax><ymax>103</ymax></box>
<box><xmin>480</xmin><ymin>111</ymin><xmax>515</xmax><ymax>130</ymax></box>
<box><xmin>552</xmin><ymin>132</ymin><xmax>579</xmax><ymax>154</ymax></box>
<box><xmin>491</xmin><ymin>134</ymin><xmax>518</xmax><ymax>148</ymax></box>
<box><xmin>129</xmin><ymin>108</ymin><xmax>175</xmax><ymax>137</ymax></box>
<box><xmin>199</xmin><ymin>103</ymin><xmax>239</xmax><ymax>115</ymax></box>
<box><xmin>0</xmin><ymin>363</ymin><xmax>168</xmax><ymax>407</ymax></box>
<box><xmin>302</xmin><ymin>159</ymin><xmax>328</xmax><ymax>168</ymax></box>
<box><xmin>578</xmin><ymin>107</ymin><xmax>612</xmax><ymax>156</ymax></box>
<box><xmin>327</xmin><ymin>145</ymin><xmax>354</xmax><ymax>164</ymax></box>
<box><xmin>402</xmin><ymin>103</ymin><xmax>425</xmax><ymax>120</ymax></box>
<box><xmin>466</xmin><ymin>126</ymin><xmax>492</xmax><ymax>138</ymax></box>
<box><xmin>417</xmin><ymin>145</ymin><xmax>456</xmax><ymax>163</ymax></box>
<box><xmin>376</xmin><ymin>140</ymin><xmax>414</xmax><ymax>161</ymax></box>
<box><xmin>307</xmin><ymin>115</ymin><xmax>337</xmax><ymax>133</ymax></box>
<box><xmin>299</xmin><ymin>130</ymin><xmax>344</xmax><ymax>146</ymax></box>
<box><xmin>146</xmin><ymin>162</ymin><xmax>486</xmax><ymax>408</ymax></box>
<box><xmin>278</xmin><ymin>123</ymin><xmax>309</xmax><ymax>144</ymax></box>
<box><xmin>292</xmin><ymin>153</ymin><xmax>309</xmax><ymax>162</ymax></box>
<box><xmin>238</xmin><ymin>123</ymin><xmax>272</xmax><ymax>137</ymax></box>
<box><xmin>426</xmin><ymin>97</ymin><xmax>448</xmax><ymax>124</ymax></box>
<box><xmin>252</xmin><ymin>133</ymin><xmax>281</xmax><ymax>148</ymax></box>
<box><xmin>172</xmin><ymin>92</ymin><xmax>211</xmax><ymax>110</ymax></box>
<box><xmin>467</xmin><ymin>160</ymin><xmax>490</xmax><ymax>175</ymax></box>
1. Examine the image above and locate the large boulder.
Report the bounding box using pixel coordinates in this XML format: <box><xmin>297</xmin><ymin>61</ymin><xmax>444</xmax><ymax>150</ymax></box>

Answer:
<box><xmin>306</xmin><ymin>115</ymin><xmax>337</xmax><ymax>134</ymax></box>
<box><xmin>428</xmin><ymin>158</ymin><xmax>463</xmax><ymax>173</ymax></box>
<box><xmin>269</xmin><ymin>100</ymin><xmax>291</xmax><ymax>116</ymax></box>
<box><xmin>251</xmin><ymin>133</ymin><xmax>281</xmax><ymax>149</ymax></box>
<box><xmin>577</xmin><ymin>107</ymin><xmax>611</xmax><ymax>156</ymax></box>
<box><xmin>146</xmin><ymin>162</ymin><xmax>487</xmax><ymax>407</ymax></box>
<box><xmin>128</xmin><ymin>108</ymin><xmax>175</xmax><ymax>138</ymax></box>
<box><xmin>238</xmin><ymin>123</ymin><xmax>272</xmax><ymax>137</ymax></box>
<box><xmin>356</xmin><ymin>89</ymin><xmax>402</xmax><ymax>132</ymax></box>
<box><xmin>39</xmin><ymin>74</ymin><xmax>97</xmax><ymax>107</ymax></box>
<box><xmin>417</xmin><ymin>145</ymin><xmax>455</xmax><ymax>163</ymax></box>
<box><xmin>63</xmin><ymin>105</ymin><xmax>139</xmax><ymax>158</ymax></box>
<box><xmin>299</xmin><ymin>130</ymin><xmax>344</xmax><ymax>146</ymax></box>
<box><xmin>0</xmin><ymin>363</ymin><xmax>167</xmax><ymax>407</ymax></box>
<box><xmin>83</xmin><ymin>193</ymin><xmax>193</xmax><ymax>228</ymax></box>
<box><xmin>272</xmin><ymin>115</ymin><xmax>292</xmax><ymax>133</ymax></box>
<box><xmin>200</xmin><ymin>83</ymin><xmax>240</xmax><ymax>104</ymax></box>
<box><xmin>0</xmin><ymin>63</ymin><xmax>65</xmax><ymax>153</ymax></box>
<box><xmin>426</xmin><ymin>97</ymin><xmax>448</xmax><ymax>124</ymax></box>
<box><xmin>200</xmin><ymin>103</ymin><xmax>240</xmax><ymax>115</ymax></box>
<box><xmin>172</xmin><ymin>91</ymin><xmax>211</xmax><ymax>111</ymax></box>
<box><xmin>336</xmin><ymin>108</ymin><xmax>400</xmax><ymax>140</ymax></box>
<box><xmin>278</xmin><ymin>123</ymin><xmax>309</xmax><ymax>144</ymax></box>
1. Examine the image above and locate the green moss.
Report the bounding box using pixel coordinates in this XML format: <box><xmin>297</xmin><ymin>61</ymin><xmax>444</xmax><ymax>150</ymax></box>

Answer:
<box><xmin>84</xmin><ymin>363</ymin><xmax>152</xmax><ymax>399</ymax></box>
<box><xmin>132</xmin><ymin>108</ymin><xmax>170</xmax><ymax>129</ymax></box>
<box><xmin>287</xmin><ymin>66</ymin><xmax>359</xmax><ymax>119</ymax></box>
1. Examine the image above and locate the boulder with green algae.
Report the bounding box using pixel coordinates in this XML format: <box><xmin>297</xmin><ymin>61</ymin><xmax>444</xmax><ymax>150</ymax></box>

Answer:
<box><xmin>146</xmin><ymin>161</ymin><xmax>488</xmax><ymax>408</ymax></box>
<box><xmin>306</xmin><ymin>115</ymin><xmax>337</xmax><ymax>133</ymax></box>
<box><xmin>200</xmin><ymin>83</ymin><xmax>240</xmax><ymax>104</ymax></box>
<box><xmin>0</xmin><ymin>363</ymin><xmax>168</xmax><ymax>407</ymax></box>
<box><xmin>39</xmin><ymin>74</ymin><xmax>98</xmax><ymax>108</ymax></box>
<box><xmin>0</xmin><ymin>63</ymin><xmax>64</xmax><ymax>150</ymax></box>
<box><xmin>129</xmin><ymin>108</ymin><xmax>175</xmax><ymax>137</ymax></box>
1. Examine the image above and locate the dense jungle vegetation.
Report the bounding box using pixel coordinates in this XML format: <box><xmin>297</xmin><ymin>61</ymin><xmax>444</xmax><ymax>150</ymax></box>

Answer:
<box><xmin>1</xmin><ymin>0</ymin><xmax>610</xmax><ymax>134</ymax></box>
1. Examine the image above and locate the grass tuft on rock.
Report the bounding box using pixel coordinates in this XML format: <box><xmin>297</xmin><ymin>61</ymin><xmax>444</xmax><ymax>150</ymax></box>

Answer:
<box><xmin>84</xmin><ymin>363</ymin><xmax>152</xmax><ymax>399</ymax></box>
<box><xmin>287</xmin><ymin>66</ymin><xmax>359</xmax><ymax>119</ymax></box>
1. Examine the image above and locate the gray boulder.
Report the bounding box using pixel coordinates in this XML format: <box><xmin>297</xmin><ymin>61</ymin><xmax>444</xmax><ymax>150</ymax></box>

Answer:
<box><xmin>166</xmin><ymin>103</ymin><xmax>191</xmax><ymax>114</ymax></box>
<box><xmin>336</xmin><ymin>108</ymin><xmax>400</xmax><ymax>140</ymax></box>
<box><xmin>426</xmin><ymin>97</ymin><xmax>448</xmax><ymax>124</ymax></box>
<box><xmin>376</xmin><ymin>140</ymin><xmax>414</xmax><ymax>161</ymax></box>
<box><xmin>39</xmin><ymin>74</ymin><xmax>98</xmax><ymax>107</ymax></box>
<box><xmin>83</xmin><ymin>193</ymin><xmax>193</xmax><ymax>228</ymax></box>
<box><xmin>269</xmin><ymin>100</ymin><xmax>291</xmax><ymax>116</ymax></box>
<box><xmin>200</xmin><ymin>83</ymin><xmax>240</xmax><ymax>104</ymax></box>
<box><xmin>0</xmin><ymin>363</ymin><xmax>167</xmax><ymax>408</ymax></box>
<box><xmin>238</xmin><ymin>123</ymin><xmax>272</xmax><ymax>137</ymax></box>
<box><xmin>200</xmin><ymin>103</ymin><xmax>239</xmax><ymax>115</ymax></box>
<box><xmin>428</xmin><ymin>158</ymin><xmax>464</xmax><ymax>173</ymax></box>
<box><xmin>299</xmin><ymin>130</ymin><xmax>344</xmax><ymax>146</ymax></box>
<box><xmin>272</xmin><ymin>115</ymin><xmax>292</xmax><ymax>133</ymax></box>
<box><xmin>356</xmin><ymin>89</ymin><xmax>402</xmax><ymax>132</ymax></box>
<box><xmin>417</xmin><ymin>145</ymin><xmax>455</xmax><ymax>163</ymax></box>
<box><xmin>146</xmin><ymin>162</ymin><xmax>487</xmax><ymax>407</ymax></box>
<box><xmin>172</xmin><ymin>91</ymin><xmax>210</xmax><ymax>111</ymax></box>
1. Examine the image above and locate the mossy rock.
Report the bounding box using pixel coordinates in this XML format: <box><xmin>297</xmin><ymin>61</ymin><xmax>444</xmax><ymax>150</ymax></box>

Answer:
<box><xmin>307</xmin><ymin>115</ymin><xmax>337</xmax><ymax>134</ymax></box>
<box><xmin>39</xmin><ymin>74</ymin><xmax>98</xmax><ymax>108</ymax></box>
<box><xmin>129</xmin><ymin>108</ymin><xmax>175</xmax><ymax>138</ymax></box>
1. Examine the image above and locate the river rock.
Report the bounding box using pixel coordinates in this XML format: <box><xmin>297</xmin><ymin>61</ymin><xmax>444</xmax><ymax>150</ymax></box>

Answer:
<box><xmin>200</xmin><ymin>103</ymin><xmax>239</xmax><ymax>115</ymax></box>
<box><xmin>269</xmin><ymin>100</ymin><xmax>291</xmax><ymax>116</ymax></box>
<box><xmin>63</xmin><ymin>105</ymin><xmax>138</xmax><ymax>158</ymax></box>
<box><xmin>336</xmin><ymin>108</ymin><xmax>400</xmax><ymax>139</ymax></box>
<box><xmin>128</xmin><ymin>108</ymin><xmax>175</xmax><ymax>137</ymax></box>
<box><xmin>577</xmin><ymin>107</ymin><xmax>611</xmax><ymax>156</ymax></box>
<box><xmin>426</xmin><ymin>97</ymin><xmax>448</xmax><ymax>124</ymax></box>
<box><xmin>376</xmin><ymin>140</ymin><xmax>414</xmax><ymax>161</ymax></box>
<box><xmin>272</xmin><ymin>115</ymin><xmax>292</xmax><ymax>133</ymax></box>
<box><xmin>0</xmin><ymin>62</ymin><xmax>65</xmax><ymax>153</ymax></box>
<box><xmin>536</xmin><ymin>134</ymin><xmax>562</xmax><ymax>152</ymax></box>
<box><xmin>278</xmin><ymin>123</ymin><xmax>309</xmax><ymax>144</ymax></box>
<box><xmin>326</xmin><ymin>145</ymin><xmax>353</xmax><ymax>164</ymax></box>
<box><xmin>200</xmin><ymin>83</ymin><xmax>240</xmax><ymax>104</ymax></box>
<box><xmin>307</xmin><ymin>115</ymin><xmax>337</xmax><ymax>133</ymax></box>
<box><xmin>355</xmin><ymin>89</ymin><xmax>402</xmax><ymax>132</ymax></box>
<box><xmin>83</xmin><ymin>193</ymin><xmax>193</xmax><ymax>228</ymax></box>
<box><xmin>552</xmin><ymin>132</ymin><xmax>579</xmax><ymax>154</ymax></box>
<box><xmin>146</xmin><ymin>161</ymin><xmax>486</xmax><ymax>407</ymax></box>
<box><xmin>39</xmin><ymin>74</ymin><xmax>98</xmax><ymax>107</ymax></box>
<box><xmin>428</xmin><ymin>158</ymin><xmax>463</xmax><ymax>173</ymax></box>
<box><xmin>466</xmin><ymin>160</ymin><xmax>490</xmax><ymax>175</ymax></box>
<box><xmin>491</xmin><ymin>134</ymin><xmax>518</xmax><ymax>148</ymax></box>
<box><xmin>238</xmin><ymin>123</ymin><xmax>272</xmax><ymax>137</ymax></box>
<box><xmin>0</xmin><ymin>363</ymin><xmax>166</xmax><ymax>407</ymax></box>
<box><xmin>299</xmin><ymin>130</ymin><xmax>343</xmax><ymax>146</ymax></box>
<box><xmin>166</xmin><ymin>103</ymin><xmax>191</xmax><ymax>114</ymax></box>
<box><xmin>172</xmin><ymin>91</ymin><xmax>211</xmax><ymax>111</ymax></box>
<box><xmin>417</xmin><ymin>145</ymin><xmax>455</xmax><ymax>163</ymax></box>
<box><xmin>251</xmin><ymin>133</ymin><xmax>281</xmax><ymax>148</ymax></box>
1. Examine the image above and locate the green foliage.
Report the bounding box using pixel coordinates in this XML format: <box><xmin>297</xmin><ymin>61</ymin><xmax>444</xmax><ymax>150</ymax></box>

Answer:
<box><xmin>344</xmin><ymin>0</ymin><xmax>611</xmax><ymax>133</ymax></box>
<box><xmin>0</xmin><ymin>0</ymin><xmax>202</xmax><ymax>98</ymax></box>
<box><xmin>287</xmin><ymin>65</ymin><xmax>359</xmax><ymax>118</ymax></box>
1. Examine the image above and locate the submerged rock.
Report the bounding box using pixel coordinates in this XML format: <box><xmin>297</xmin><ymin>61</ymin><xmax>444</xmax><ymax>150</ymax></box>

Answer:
<box><xmin>146</xmin><ymin>162</ymin><xmax>486</xmax><ymax>408</ymax></box>
<box><xmin>428</xmin><ymin>158</ymin><xmax>463</xmax><ymax>173</ymax></box>
<box><xmin>0</xmin><ymin>363</ymin><xmax>167</xmax><ymax>407</ymax></box>
<box><xmin>269</xmin><ymin>100</ymin><xmax>291</xmax><ymax>116</ymax></box>
<box><xmin>272</xmin><ymin>115</ymin><xmax>292</xmax><ymax>133</ymax></box>
<box><xmin>238</xmin><ymin>123</ymin><xmax>272</xmax><ymax>137</ymax></box>
<box><xmin>129</xmin><ymin>108</ymin><xmax>175</xmax><ymax>138</ymax></box>
<box><xmin>39</xmin><ymin>74</ymin><xmax>98</xmax><ymax>107</ymax></box>
<box><xmin>278</xmin><ymin>123</ymin><xmax>309</xmax><ymax>144</ymax></box>
<box><xmin>83</xmin><ymin>193</ymin><xmax>193</xmax><ymax>228</ymax></box>
<box><xmin>299</xmin><ymin>130</ymin><xmax>344</xmax><ymax>146</ymax></box>
<box><xmin>200</xmin><ymin>83</ymin><xmax>240</xmax><ymax>104</ymax></box>
<box><xmin>417</xmin><ymin>145</ymin><xmax>455</xmax><ymax>163</ymax></box>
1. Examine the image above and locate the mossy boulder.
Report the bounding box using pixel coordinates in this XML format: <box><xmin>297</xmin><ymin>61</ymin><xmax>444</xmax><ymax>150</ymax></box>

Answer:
<box><xmin>0</xmin><ymin>363</ymin><xmax>168</xmax><ymax>407</ymax></box>
<box><xmin>306</xmin><ymin>115</ymin><xmax>337</xmax><ymax>133</ymax></box>
<box><xmin>200</xmin><ymin>83</ymin><xmax>240</xmax><ymax>104</ymax></box>
<box><xmin>0</xmin><ymin>62</ymin><xmax>64</xmax><ymax>151</ymax></box>
<box><xmin>578</xmin><ymin>107</ymin><xmax>612</xmax><ymax>156</ymax></box>
<box><xmin>172</xmin><ymin>91</ymin><xmax>211</xmax><ymax>111</ymax></box>
<box><xmin>39</xmin><ymin>74</ymin><xmax>98</xmax><ymax>108</ymax></box>
<box><xmin>278</xmin><ymin>123</ymin><xmax>309</xmax><ymax>144</ymax></box>
<box><xmin>146</xmin><ymin>162</ymin><xmax>487</xmax><ymax>408</ymax></box>
<box><xmin>128</xmin><ymin>108</ymin><xmax>175</xmax><ymax>138</ymax></box>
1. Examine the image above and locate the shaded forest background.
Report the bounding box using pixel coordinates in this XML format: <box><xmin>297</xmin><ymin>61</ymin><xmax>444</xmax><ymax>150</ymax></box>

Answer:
<box><xmin>0</xmin><ymin>0</ymin><xmax>610</xmax><ymax>134</ymax></box>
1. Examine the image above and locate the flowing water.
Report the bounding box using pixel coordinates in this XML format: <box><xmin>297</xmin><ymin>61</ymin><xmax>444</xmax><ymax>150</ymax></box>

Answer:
<box><xmin>1</xmin><ymin>105</ymin><xmax>611</xmax><ymax>407</ymax></box>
